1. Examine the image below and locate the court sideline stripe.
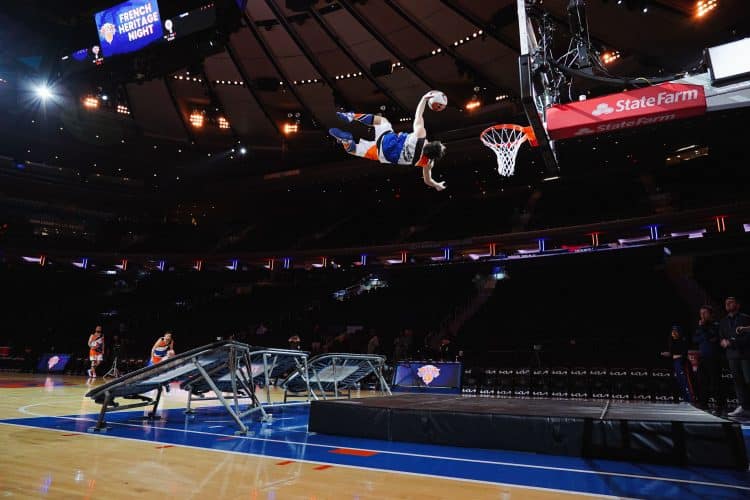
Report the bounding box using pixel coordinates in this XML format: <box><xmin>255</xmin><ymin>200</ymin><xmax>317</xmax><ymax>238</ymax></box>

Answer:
<box><xmin>0</xmin><ymin>421</ymin><xmax>620</xmax><ymax>500</ymax></box>
<box><xmin>7</xmin><ymin>407</ymin><xmax>750</xmax><ymax>493</ymax></box>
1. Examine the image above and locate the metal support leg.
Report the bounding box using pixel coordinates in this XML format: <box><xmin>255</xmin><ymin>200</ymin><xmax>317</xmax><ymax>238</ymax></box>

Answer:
<box><xmin>89</xmin><ymin>391</ymin><xmax>112</xmax><ymax>432</ymax></box>
<box><xmin>144</xmin><ymin>386</ymin><xmax>163</xmax><ymax>420</ymax></box>
<box><xmin>185</xmin><ymin>389</ymin><xmax>195</xmax><ymax>414</ymax></box>
<box><xmin>263</xmin><ymin>354</ymin><xmax>271</xmax><ymax>404</ymax></box>
<box><xmin>195</xmin><ymin>359</ymin><xmax>249</xmax><ymax>435</ymax></box>
<box><xmin>333</xmin><ymin>358</ymin><xmax>339</xmax><ymax>398</ymax></box>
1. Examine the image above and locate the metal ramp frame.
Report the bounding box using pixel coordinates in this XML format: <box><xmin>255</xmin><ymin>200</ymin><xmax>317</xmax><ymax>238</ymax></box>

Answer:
<box><xmin>85</xmin><ymin>341</ymin><xmax>264</xmax><ymax>435</ymax></box>
<box><xmin>181</xmin><ymin>348</ymin><xmax>310</xmax><ymax>409</ymax></box>
<box><xmin>280</xmin><ymin>353</ymin><xmax>391</xmax><ymax>401</ymax></box>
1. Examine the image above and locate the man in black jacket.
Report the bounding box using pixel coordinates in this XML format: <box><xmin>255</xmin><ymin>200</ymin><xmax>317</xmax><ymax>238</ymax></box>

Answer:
<box><xmin>693</xmin><ymin>305</ymin><xmax>722</xmax><ymax>412</ymax></box>
<box><xmin>719</xmin><ymin>297</ymin><xmax>750</xmax><ymax>417</ymax></box>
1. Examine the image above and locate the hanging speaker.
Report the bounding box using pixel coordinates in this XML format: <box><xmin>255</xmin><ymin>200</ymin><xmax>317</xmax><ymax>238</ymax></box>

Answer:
<box><xmin>254</xmin><ymin>77</ymin><xmax>281</xmax><ymax>91</ymax></box>
<box><xmin>286</xmin><ymin>0</ymin><xmax>316</xmax><ymax>12</ymax></box>
<box><xmin>370</xmin><ymin>59</ymin><xmax>393</xmax><ymax>77</ymax></box>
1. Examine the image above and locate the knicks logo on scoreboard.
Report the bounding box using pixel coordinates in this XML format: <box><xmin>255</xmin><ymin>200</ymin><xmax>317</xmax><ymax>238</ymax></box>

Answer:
<box><xmin>417</xmin><ymin>364</ymin><xmax>441</xmax><ymax>385</ymax></box>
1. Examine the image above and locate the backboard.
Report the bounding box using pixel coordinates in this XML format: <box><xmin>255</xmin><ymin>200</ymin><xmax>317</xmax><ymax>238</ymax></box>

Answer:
<box><xmin>517</xmin><ymin>0</ymin><xmax>559</xmax><ymax>173</ymax></box>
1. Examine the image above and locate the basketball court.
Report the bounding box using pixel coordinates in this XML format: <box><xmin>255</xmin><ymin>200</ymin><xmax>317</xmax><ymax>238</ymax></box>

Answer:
<box><xmin>0</xmin><ymin>372</ymin><xmax>748</xmax><ymax>498</ymax></box>
<box><xmin>3</xmin><ymin>0</ymin><xmax>750</xmax><ymax>498</ymax></box>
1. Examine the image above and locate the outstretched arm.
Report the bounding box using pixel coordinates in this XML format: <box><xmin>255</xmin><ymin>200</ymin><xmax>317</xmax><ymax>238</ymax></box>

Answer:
<box><xmin>413</xmin><ymin>92</ymin><xmax>436</xmax><ymax>138</ymax></box>
<box><xmin>422</xmin><ymin>162</ymin><xmax>446</xmax><ymax>191</ymax></box>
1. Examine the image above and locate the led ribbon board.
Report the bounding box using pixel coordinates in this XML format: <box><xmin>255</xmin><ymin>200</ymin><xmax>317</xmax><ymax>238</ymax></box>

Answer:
<box><xmin>546</xmin><ymin>83</ymin><xmax>707</xmax><ymax>140</ymax></box>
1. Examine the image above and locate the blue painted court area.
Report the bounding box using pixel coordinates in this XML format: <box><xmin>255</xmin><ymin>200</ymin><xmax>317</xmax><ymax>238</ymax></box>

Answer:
<box><xmin>3</xmin><ymin>404</ymin><xmax>750</xmax><ymax>499</ymax></box>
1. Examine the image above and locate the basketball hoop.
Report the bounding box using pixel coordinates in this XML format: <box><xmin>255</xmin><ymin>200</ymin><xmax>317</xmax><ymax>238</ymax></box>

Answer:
<box><xmin>480</xmin><ymin>124</ymin><xmax>537</xmax><ymax>177</ymax></box>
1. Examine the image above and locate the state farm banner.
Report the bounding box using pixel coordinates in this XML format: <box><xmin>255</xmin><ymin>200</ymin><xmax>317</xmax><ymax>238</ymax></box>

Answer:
<box><xmin>546</xmin><ymin>83</ymin><xmax>707</xmax><ymax>140</ymax></box>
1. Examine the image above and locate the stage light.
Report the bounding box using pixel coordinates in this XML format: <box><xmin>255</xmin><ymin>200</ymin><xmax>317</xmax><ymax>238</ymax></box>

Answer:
<box><xmin>465</xmin><ymin>99</ymin><xmax>481</xmax><ymax>111</ymax></box>
<box><xmin>189</xmin><ymin>111</ymin><xmax>204</xmax><ymax>128</ymax></box>
<box><xmin>101</xmin><ymin>94</ymin><xmax>108</xmax><ymax>101</ymax></box>
<box><xmin>239</xmin><ymin>147</ymin><xmax>247</xmax><ymax>155</ymax></box>
<box><xmin>83</xmin><ymin>96</ymin><xmax>99</xmax><ymax>109</ymax></box>
<box><xmin>696</xmin><ymin>0</ymin><xmax>717</xmax><ymax>17</ymax></box>
<box><xmin>35</xmin><ymin>84</ymin><xmax>53</xmax><ymax>101</ymax></box>
<box><xmin>283</xmin><ymin>122</ymin><xmax>299</xmax><ymax>135</ymax></box>
<box><xmin>601</xmin><ymin>51</ymin><xmax>621</xmax><ymax>64</ymax></box>
<box><xmin>117</xmin><ymin>104</ymin><xmax>130</xmax><ymax>115</ymax></box>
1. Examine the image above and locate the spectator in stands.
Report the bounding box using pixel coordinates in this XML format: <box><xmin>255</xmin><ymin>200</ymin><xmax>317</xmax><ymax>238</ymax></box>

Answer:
<box><xmin>329</xmin><ymin>332</ymin><xmax>349</xmax><ymax>352</ymax></box>
<box><xmin>255</xmin><ymin>322</ymin><xmax>269</xmax><ymax>337</ymax></box>
<box><xmin>393</xmin><ymin>330</ymin><xmax>411</xmax><ymax>362</ymax></box>
<box><xmin>310</xmin><ymin>324</ymin><xmax>323</xmax><ymax>355</ymax></box>
<box><xmin>693</xmin><ymin>305</ymin><xmax>723</xmax><ymax>412</ymax></box>
<box><xmin>439</xmin><ymin>336</ymin><xmax>456</xmax><ymax>362</ymax></box>
<box><xmin>367</xmin><ymin>331</ymin><xmax>380</xmax><ymax>355</ymax></box>
<box><xmin>719</xmin><ymin>297</ymin><xmax>750</xmax><ymax>417</ymax></box>
<box><xmin>422</xmin><ymin>330</ymin><xmax>440</xmax><ymax>359</ymax></box>
<box><xmin>288</xmin><ymin>334</ymin><xmax>301</xmax><ymax>350</ymax></box>
<box><xmin>87</xmin><ymin>326</ymin><xmax>104</xmax><ymax>378</ymax></box>
<box><xmin>660</xmin><ymin>326</ymin><xmax>692</xmax><ymax>402</ymax></box>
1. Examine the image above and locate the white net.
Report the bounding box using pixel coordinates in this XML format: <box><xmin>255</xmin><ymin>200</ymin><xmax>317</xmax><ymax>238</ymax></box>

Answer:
<box><xmin>480</xmin><ymin>125</ymin><xmax>530</xmax><ymax>177</ymax></box>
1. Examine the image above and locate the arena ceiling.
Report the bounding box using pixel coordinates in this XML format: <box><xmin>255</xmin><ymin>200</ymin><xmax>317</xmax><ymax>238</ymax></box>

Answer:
<box><xmin>0</xmin><ymin>0</ymin><xmax>748</xmax><ymax>179</ymax></box>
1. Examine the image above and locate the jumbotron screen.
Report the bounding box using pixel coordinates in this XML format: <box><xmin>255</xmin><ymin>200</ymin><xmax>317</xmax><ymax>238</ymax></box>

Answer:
<box><xmin>94</xmin><ymin>0</ymin><xmax>164</xmax><ymax>57</ymax></box>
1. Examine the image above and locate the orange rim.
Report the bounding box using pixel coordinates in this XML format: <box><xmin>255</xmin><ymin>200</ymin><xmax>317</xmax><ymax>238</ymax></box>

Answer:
<box><xmin>480</xmin><ymin>124</ymin><xmax>538</xmax><ymax>148</ymax></box>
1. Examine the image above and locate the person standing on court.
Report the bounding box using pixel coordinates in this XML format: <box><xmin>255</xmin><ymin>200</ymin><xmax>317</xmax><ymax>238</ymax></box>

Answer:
<box><xmin>693</xmin><ymin>305</ymin><xmax>723</xmax><ymax>412</ymax></box>
<box><xmin>148</xmin><ymin>331</ymin><xmax>175</xmax><ymax>366</ymax></box>
<box><xmin>87</xmin><ymin>326</ymin><xmax>104</xmax><ymax>378</ymax></box>
<box><xmin>660</xmin><ymin>326</ymin><xmax>692</xmax><ymax>402</ymax></box>
<box><xmin>143</xmin><ymin>331</ymin><xmax>176</xmax><ymax>417</ymax></box>
<box><xmin>719</xmin><ymin>297</ymin><xmax>750</xmax><ymax>417</ymax></box>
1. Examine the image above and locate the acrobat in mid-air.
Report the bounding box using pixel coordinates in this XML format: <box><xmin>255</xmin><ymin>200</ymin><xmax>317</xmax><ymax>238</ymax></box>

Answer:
<box><xmin>329</xmin><ymin>91</ymin><xmax>448</xmax><ymax>191</ymax></box>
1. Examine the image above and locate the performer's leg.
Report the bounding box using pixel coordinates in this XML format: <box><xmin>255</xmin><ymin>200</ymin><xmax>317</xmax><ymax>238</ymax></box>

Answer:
<box><xmin>374</xmin><ymin>117</ymin><xmax>392</xmax><ymax>134</ymax></box>
<box><xmin>329</xmin><ymin>128</ymin><xmax>378</xmax><ymax>159</ymax></box>
<box><xmin>354</xmin><ymin>139</ymin><xmax>379</xmax><ymax>160</ymax></box>
<box><xmin>329</xmin><ymin>128</ymin><xmax>356</xmax><ymax>153</ymax></box>
<box><xmin>336</xmin><ymin>112</ymin><xmax>375</xmax><ymax>126</ymax></box>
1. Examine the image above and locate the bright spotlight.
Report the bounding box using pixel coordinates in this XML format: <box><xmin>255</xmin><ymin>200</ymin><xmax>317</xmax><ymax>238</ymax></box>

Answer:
<box><xmin>35</xmin><ymin>84</ymin><xmax>53</xmax><ymax>101</ymax></box>
<box><xmin>239</xmin><ymin>147</ymin><xmax>247</xmax><ymax>155</ymax></box>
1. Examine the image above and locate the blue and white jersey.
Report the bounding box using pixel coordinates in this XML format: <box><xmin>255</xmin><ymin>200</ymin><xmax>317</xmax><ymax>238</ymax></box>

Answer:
<box><xmin>378</xmin><ymin>131</ymin><xmax>428</xmax><ymax>167</ymax></box>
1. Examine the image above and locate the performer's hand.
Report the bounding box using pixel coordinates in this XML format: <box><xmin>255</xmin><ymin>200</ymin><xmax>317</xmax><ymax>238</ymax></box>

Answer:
<box><xmin>432</xmin><ymin>181</ymin><xmax>446</xmax><ymax>191</ymax></box>
<box><xmin>422</xmin><ymin>91</ymin><xmax>438</xmax><ymax>101</ymax></box>
<box><xmin>720</xmin><ymin>339</ymin><xmax>730</xmax><ymax>348</ymax></box>
<box><xmin>737</xmin><ymin>326</ymin><xmax>749</xmax><ymax>334</ymax></box>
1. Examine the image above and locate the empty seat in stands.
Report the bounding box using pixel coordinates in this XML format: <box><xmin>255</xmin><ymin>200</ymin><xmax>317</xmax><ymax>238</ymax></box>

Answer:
<box><xmin>531</xmin><ymin>367</ymin><xmax>550</xmax><ymax>398</ymax></box>
<box><xmin>651</xmin><ymin>368</ymin><xmax>675</xmax><ymax>402</ymax></box>
<box><xmin>569</xmin><ymin>367</ymin><xmax>589</xmax><ymax>398</ymax></box>
<box><xmin>480</xmin><ymin>368</ymin><xmax>498</xmax><ymax>397</ymax></box>
<box><xmin>589</xmin><ymin>367</ymin><xmax>609</xmax><ymax>399</ymax></box>
<box><xmin>513</xmin><ymin>368</ymin><xmax>530</xmax><ymax>397</ymax></box>
<box><xmin>550</xmin><ymin>367</ymin><xmax>569</xmax><ymax>398</ymax></box>
<box><xmin>609</xmin><ymin>368</ymin><xmax>630</xmax><ymax>400</ymax></box>
<box><xmin>462</xmin><ymin>367</ymin><xmax>478</xmax><ymax>395</ymax></box>
<box><xmin>722</xmin><ymin>368</ymin><xmax>737</xmax><ymax>409</ymax></box>
<box><xmin>497</xmin><ymin>368</ymin><xmax>515</xmax><ymax>397</ymax></box>
<box><xmin>629</xmin><ymin>368</ymin><xmax>651</xmax><ymax>400</ymax></box>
